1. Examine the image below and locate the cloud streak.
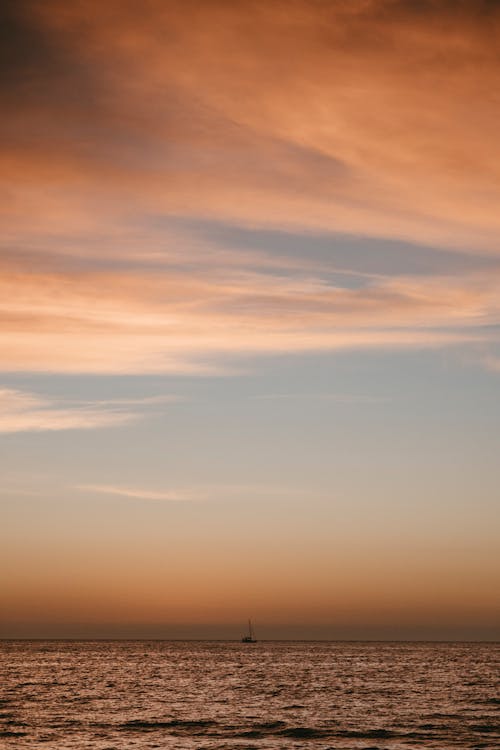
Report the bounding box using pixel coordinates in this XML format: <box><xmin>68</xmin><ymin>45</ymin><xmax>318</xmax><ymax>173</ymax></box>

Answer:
<box><xmin>76</xmin><ymin>482</ymin><xmax>305</xmax><ymax>502</ymax></box>
<box><xmin>77</xmin><ymin>484</ymin><xmax>201</xmax><ymax>502</ymax></box>
<box><xmin>0</xmin><ymin>388</ymin><xmax>176</xmax><ymax>432</ymax></box>
<box><xmin>0</xmin><ymin>257</ymin><xmax>499</xmax><ymax>373</ymax></box>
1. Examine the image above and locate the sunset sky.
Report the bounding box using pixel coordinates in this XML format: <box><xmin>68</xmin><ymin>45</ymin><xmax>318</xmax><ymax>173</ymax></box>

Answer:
<box><xmin>1</xmin><ymin>0</ymin><xmax>499</xmax><ymax>640</ymax></box>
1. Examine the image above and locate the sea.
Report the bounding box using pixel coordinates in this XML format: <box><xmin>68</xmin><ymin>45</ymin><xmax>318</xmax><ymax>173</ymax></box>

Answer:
<box><xmin>0</xmin><ymin>640</ymin><xmax>498</xmax><ymax>749</ymax></box>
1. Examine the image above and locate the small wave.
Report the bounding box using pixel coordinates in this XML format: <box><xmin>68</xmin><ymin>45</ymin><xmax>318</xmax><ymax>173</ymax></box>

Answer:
<box><xmin>429</xmin><ymin>712</ymin><xmax>460</xmax><ymax>720</ymax></box>
<box><xmin>237</xmin><ymin>724</ymin><xmax>330</xmax><ymax>740</ymax></box>
<box><xmin>168</xmin><ymin>719</ymin><xmax>217</xmax><ymax>729</ymax></box>
<box><xmin>279</xmin><ymin>726</ymin><xmax>330</xmax><ymax>739</ymax></box>
<box><xmin>121</xmin><ymin>718</ymin><xmax>216</xmax><ymax>732</ymax></box>
<box><xmin>227</xmin><ymin>722</ymin><xmax>403</xmax><ymax>742</ymax></box>
<box><xmin>0</xmin><ymin>731</ymin><xmax>28</xmax><ymax>738</ymax></box>
<box><xmin>234</xmin><ymin>721</ymin><xmax>286</xmax><ymax>739</ymax></box>
<box><xmin>471</xmin><ymin>724</ymin><xmax>499</xmax><ymax>733</ymax></box>
<box><xmin>236</xmin><ymin>729</ymin><xmax>265</xmax><ymax>738</ymax></box>
<box><xmin>337</xmin><ymin>728</ymin><xmax>396</xmax><ymax>739</ymax></box>
<box><xmin>254</xmin><ymin>721</ymin><xmax>286</xmax><ymax>730</ymax></box>
<box><xmin>418</xmin><ymin>723</ymin><xmax>444</xmax><ymax>730</ymax></box>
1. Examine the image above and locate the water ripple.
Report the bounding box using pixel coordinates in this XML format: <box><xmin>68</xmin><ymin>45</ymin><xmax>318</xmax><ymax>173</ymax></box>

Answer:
<box><xmin>0</xmin><ymin>640</ymin><xmax>498</xmax><ymax>749</ymax></box>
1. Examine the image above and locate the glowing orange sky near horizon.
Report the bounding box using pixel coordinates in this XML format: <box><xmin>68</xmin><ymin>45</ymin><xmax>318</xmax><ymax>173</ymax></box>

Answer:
<box><xmin>1</xmin><ymin>0</ymin><xmax>499</xmax><ymax>639</ymax></box>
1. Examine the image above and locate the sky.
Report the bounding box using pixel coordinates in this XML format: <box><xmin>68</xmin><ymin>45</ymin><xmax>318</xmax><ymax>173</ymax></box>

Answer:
<box><xmin>1</xmin><ymin>0</ymin><xmax>499</xmax><ymax>640</ymax></box>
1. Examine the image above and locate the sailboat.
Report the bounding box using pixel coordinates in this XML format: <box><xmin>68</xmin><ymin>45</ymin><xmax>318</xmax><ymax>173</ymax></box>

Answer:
<box><xmin>241</xmin><ymin>619</ymin><xmax>257</xmax><ymax>643</ymax></box>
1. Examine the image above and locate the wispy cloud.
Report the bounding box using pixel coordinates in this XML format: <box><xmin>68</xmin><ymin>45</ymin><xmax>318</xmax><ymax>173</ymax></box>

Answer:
<box><xmin>76</xmin><ymin>482</ymin><xmax>304</xmax><ymax>502</ymax></box>
<box><xmin>73</xmin><ymin>395</ymin><xmax>182</xmax><ymax>407</ymax></box>
<box><xmin>0</xmin><ymin>388</ymin><xmax>134</xmax><ymax>433</ymax></box>
<box><xmin>0</xmin><ymin>261</ymin><xmax>498</xmax><ymax>374</ymax></box>
<box><xmin>76</xmin><ymin>484</ymin><xmax>202</xmax><ymax>502</ymax></box>
<box><xmin>0</xmin><ymin>388</ymin><xmax>177</xmax><ymax>433</ymax></box>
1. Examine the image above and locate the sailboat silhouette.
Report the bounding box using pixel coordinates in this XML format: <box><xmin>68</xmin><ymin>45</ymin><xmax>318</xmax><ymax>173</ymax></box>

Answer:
<box><xmin>241</xmin><ymin>619</ymin><xmax>257</xmax><ymax>643</ymax></box>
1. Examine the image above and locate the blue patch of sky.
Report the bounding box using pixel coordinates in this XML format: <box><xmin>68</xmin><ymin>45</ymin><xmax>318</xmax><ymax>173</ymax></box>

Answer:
<box><xmin>9</xmin><ymin>215</ymin><xmax>499</xmax><ymax>284</ymax></box>
<box><xmin>148</xmin><ymin>215</ymin><xmax>500</xmax><ymax>278</ymax></box>
<box><xmin>2</xmin><ymin>345</ymin><xmax>499</xmax><ymax>418</ymax></box>
<box><xmin>2</xmin><ymin>349</ymin><xmax>499</xmax><ymax>525</ymax></box>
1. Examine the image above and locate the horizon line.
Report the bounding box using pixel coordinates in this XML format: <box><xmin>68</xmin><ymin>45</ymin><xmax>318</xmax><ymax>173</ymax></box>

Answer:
<box><xmin>1</xmin><ymin>637</ymin><xmax>498</xmax><ymax>644</ymax></box>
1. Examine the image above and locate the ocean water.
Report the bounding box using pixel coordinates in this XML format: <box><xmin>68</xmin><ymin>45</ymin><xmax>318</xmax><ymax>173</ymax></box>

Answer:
<box><xmin>0</xmin><ymin>641</ymin><xmax>498</xmax><ymax>749</ymax></box>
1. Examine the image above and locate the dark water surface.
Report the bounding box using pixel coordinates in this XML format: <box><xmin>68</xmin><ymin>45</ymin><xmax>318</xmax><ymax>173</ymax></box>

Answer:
<box><xmin>1</xmin><ymin>641</ymin><xmax>498</xmax><ymax>749</ymax></box>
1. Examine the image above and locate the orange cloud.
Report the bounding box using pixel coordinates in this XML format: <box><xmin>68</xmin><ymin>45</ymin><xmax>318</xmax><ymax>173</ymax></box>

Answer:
<box><xmin>3</xmin><ymin>0</ymin><xmax>499</xmax><ymax>253</ymax></box>
<box><xmin>0</xmin><ymin>387</ymin><xmax>178</xmax><ymax>431</ymax></box>
<box><xmin>0</xmin><ymin>257</ymin><xmax>498</xmax><ymax>372</ymax></box>
<box><xmin>2</xmin><ymin>0</ymin><xmax>500</xmax><ymax>373</ymax></box>
<box><xmin>77</xmin><ymin>484</ymin><xmax>202</xmax><ymax>501</ymax></box>
<box><xmin>0</xmin><ymin>388</ymin><xmax>137</xmax><ymax>432</ymax></box>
